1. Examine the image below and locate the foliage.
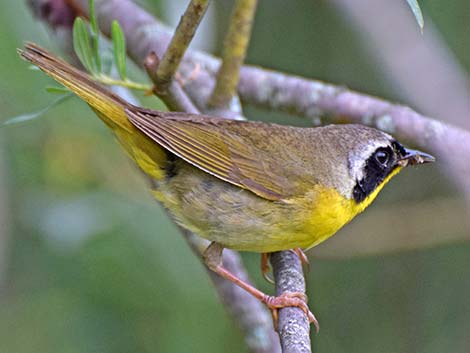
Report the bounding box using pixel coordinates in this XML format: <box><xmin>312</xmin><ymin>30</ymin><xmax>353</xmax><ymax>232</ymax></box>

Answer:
<box><xmin>72</xmin><ymin>0</ymin><xmax>149</xmax><ymax>90</ymax></box>
<box><xmin>2</xmin><ymin>0</ymin><xmax>148</xmax><ymax>127</ymax></box>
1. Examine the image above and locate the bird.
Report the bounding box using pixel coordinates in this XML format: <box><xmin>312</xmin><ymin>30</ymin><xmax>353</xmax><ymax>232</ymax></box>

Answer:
<box><xmin>19</xmin><ymin>43</ymin><xmax>434</xmax><ymax>329</ymax></box>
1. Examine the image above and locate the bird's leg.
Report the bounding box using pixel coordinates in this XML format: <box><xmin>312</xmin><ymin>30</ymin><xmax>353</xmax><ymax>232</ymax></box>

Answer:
<box><xmin>290</xmin><ymin>248</ymin><xmax>310</xmax><ymax>272</ymax></box>
<box><xmin>203</xmin><ymin>242</ymin><xmax>318</xmax><ymax>330</ymax></box>
<box><xmin>260</xmin><ymin>253</ymin><xmax>275</xmax><ymax>283</ymax></box>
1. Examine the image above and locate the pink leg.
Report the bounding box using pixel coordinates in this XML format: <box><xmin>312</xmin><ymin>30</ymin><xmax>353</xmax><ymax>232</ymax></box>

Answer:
<box><xmin>204</xmin><ymin>242</ymin><xmax>319</xmax><ymax>331</ymax></box>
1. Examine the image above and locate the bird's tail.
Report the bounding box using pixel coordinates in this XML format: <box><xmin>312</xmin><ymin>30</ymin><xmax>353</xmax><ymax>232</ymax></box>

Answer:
<box><xmin>18</xmin><ymin>42</ymin><xmax>134</xmax><ymax>133</ymax></box>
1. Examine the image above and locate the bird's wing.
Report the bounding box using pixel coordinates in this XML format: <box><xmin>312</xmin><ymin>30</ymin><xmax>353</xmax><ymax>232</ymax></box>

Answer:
<box><xmin>126</xmin><ymin>108</ymin><xmax>293</xmax><ymax>200</ymax></box>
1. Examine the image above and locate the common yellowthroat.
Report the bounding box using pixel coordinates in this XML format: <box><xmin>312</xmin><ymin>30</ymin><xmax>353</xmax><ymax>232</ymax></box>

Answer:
<box><xmin>19</xmin><ymin>43</ymin><xmax>434</xmax><ymax>327</ymax></box>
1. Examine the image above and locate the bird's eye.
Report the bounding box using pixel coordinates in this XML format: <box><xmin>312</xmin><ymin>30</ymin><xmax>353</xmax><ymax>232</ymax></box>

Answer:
<box><xmin>374</xmin><ymin>150</ymin><xmax>389</xmax><ymax>166</ymax></box>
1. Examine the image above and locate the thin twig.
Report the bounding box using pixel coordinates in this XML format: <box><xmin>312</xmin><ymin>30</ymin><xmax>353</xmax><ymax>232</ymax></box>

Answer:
<box><xmin>144</xmin><ymin>51</ymin><xmax>200</xmax><ymax>114</ymax></box>
<box><xmin>208</xmin><ymin>0</ymin><xmax>258</xmax><ymax>110</ymax></box>
<box><xmin>154</xmin><ymin>0</ymin><xmax>210</xmax><ymax>94</ymax></box>
<box><xmin>271</xmin><ymin>251</ymin><xmax>312</xmax><ymax>353</ymax></box>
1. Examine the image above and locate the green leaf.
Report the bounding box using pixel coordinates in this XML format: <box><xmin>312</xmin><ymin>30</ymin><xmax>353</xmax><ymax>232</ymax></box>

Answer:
<box><xmin>406</xmin><ymin>0</ymin><xmax>424</xmax><ymax>33</ymax></box>
<box><xmin>73</xmin><ymin>17</ymin><xmax>97</xmax><ymax>74</ymax></box>
<box><xmin>89</xmin><ymin>0</ymin><xmax>99</xmax><ymax>36</ymax></box>
<box><xmin>1</xmin><ymin>94</ymin><xmax>73</xmax><ymax>127</ymax></box>
<box><xmin>88</xmin><ymin>0</ymin><xmax>101</xmax><ymax>72</ymax></box>
<box><xmin>111</xmin><ymin>20</ymin><xmax>127</xmax><ymax>80</ymax></box>
<box><xmin>45</xmin><ymin>86</ymin><xmax>71</xmax><ymax>94</ymax></box>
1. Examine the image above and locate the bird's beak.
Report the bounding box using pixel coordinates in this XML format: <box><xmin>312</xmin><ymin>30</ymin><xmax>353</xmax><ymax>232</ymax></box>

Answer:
<box><xmin>398</xmin><ymin>148</ymin><xmax>436</xmax><ymax>167</ymax></box>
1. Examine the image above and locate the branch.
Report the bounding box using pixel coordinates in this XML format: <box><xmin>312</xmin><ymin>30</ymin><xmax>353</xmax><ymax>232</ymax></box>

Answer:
<box><xmin>237</xmin><ymin>66</ymin><xmax>470</xmax><ymax>198</ymax></box>
<box><xmin>154</xmin><ymin>0</ymin><xmax>210</xmax><ymax>94</ymax></box>
<box><xmin>271</xmin><ymin>251</ymin><xmax>312</xmax><ymax>353</ymax></box>
<box><xmin>208</xmin><ymin>0</ymin><xmax>258</xmax><ymax>110</ymax></box>
<box><xmin>144</xmin><ymin>51</ymin><xmax>199</xmax><ymax>114</ymax></box>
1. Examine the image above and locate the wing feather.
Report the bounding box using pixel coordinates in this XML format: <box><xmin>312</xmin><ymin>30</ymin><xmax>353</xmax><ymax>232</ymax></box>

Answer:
<box><xmin>126</xmin><ymin>108</ymin><xmax>289</xmax><ymax>200</ymax></box>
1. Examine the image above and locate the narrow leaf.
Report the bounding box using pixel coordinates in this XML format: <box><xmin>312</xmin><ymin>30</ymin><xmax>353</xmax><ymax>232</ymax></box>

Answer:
<box><xmin>89</xmin><ymin>0</ymin><xmax>99</xmax><ymax>36</ymax></box>
<box><xmin>73</xmin><ymin>17</ymin><xmax>97</xmax><ymax>74</ymax></box>
<box><xmin>406</xmin><ymin>0</ymin><xmax>424</xmax><ymax>33</ymax></box>
<box><xmin>111</xmin><ymin>20</ymin><xmax>127</xmax><ymax>80</ymax></box>
<box><xmin>88</xmin><ymin>0</ymin><xmax>101</xmax><ymax>71</ymax></box>
<box><xmin>45</xmin><ymin>86</ymin><xmax>71</xmax><ymax>94</ymax></box>
<box><xmin>2</xmin><ymin>94</ymin><xmax>73</xmax><ymax>127</ymax></box>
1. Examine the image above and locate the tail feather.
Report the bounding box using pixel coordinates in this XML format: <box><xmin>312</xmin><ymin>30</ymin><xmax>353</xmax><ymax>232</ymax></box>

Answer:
<box><xmin>19</xmin><ymin>43</ymin><xmax>134</xmax><ymax>132</ymax></box>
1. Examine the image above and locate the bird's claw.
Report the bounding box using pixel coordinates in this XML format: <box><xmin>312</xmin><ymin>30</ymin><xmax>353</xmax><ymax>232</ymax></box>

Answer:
<box><xmin>263</xmin><ymin>291</ymin><xmax>319</xmax><ymax>333</ymax></box>
<box><xmin>261</xmin><ymin>253</ymin><xmax>275</xmax><ymax>284</ymax></box>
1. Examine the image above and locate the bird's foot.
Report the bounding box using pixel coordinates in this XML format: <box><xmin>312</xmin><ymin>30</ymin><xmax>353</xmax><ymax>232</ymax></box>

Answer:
<box><xmin>263</xmin><ymin>291</ymin><xmax>319</xmax><ymax>332</ymax></box>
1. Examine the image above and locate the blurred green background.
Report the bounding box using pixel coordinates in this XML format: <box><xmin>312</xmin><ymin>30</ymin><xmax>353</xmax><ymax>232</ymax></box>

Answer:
<box><xmin>0</xmin><ymin>1</ymin><xmax>469</xmax><ymax>352</ymax></box>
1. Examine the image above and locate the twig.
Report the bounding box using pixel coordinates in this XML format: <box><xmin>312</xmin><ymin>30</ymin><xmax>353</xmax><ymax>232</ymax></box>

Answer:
<box><xmin>144</xmin><ymin>51</ymin><xmax>199</xmax><ymax>114</ymax></box>
<box><xmin>154</xmin><ymin>0</ymin><xmax>210</xmax><ymax>94</ymax></box>
<box><xmin>271</xmin><ymin>252</ymin><xmax>312</xmax><ymax>353</ymax></box>
<box><xmin>208</xmin><ymin>0</ymin><xmax>258</xmax><ymax>110</ymax></box>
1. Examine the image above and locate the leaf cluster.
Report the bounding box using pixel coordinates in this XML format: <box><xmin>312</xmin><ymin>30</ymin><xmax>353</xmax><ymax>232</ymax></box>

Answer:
<box><xmin>3</xmin><ymin>0</ymin><xmax>147</xmax><ymax>126</ymax></box>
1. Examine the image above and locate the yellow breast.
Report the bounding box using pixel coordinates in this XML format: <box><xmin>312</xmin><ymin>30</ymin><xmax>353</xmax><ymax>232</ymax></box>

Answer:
<box><xmin>300</xmin><ymin>166</ymin><xmax>403</xmax><ymax>250</ymax></box>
